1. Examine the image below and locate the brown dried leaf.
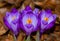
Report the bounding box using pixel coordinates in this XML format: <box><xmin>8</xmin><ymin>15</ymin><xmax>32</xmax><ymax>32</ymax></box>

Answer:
<box><xmin>17</xmin><ymin>32</ymin><xmax>25</xmax><ymax>41</ymax></box>
<box><xmin>0</xmin><ymin>14</ymin><xmax>8</xmax><ymax>35</ymax></box>
<box><xmin>0</xmin><ymin>2</ymin><xmax>6</xmax><ymax>7</ymax></box>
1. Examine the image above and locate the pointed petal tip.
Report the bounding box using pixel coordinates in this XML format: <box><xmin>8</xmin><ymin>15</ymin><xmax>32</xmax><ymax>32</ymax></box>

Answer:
<box><xmin>25</xmin><ymin>6</ymin><xmax>32</xmax><ymax>11</ymax></box>
<box><xmin>53</xmin><ymin>14</ymin><xmax>57</xmax><ymax>18</ymax></box>
<box><xmin>11</xmin><ymin>8</ymin><xmax>17</xmax><ymax>13</ymax></box>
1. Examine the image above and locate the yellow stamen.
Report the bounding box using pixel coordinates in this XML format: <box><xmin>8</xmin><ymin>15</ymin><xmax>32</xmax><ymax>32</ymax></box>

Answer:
<box><xmin>27</xmin><ymin>18</ymin><xmax>32</xmax><ymax>24</ymax></box>
<box><xmin>44</xmin><ymin>17</ymin><xmax>48</xmax><ymax>21</ymax></box>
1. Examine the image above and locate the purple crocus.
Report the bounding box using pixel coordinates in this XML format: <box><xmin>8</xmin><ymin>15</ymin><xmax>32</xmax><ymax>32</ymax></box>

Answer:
<box><xmin>20</xmin><ymin>6</ymin><xmax>39</xmax><ymax>35</ymax></box>
<box><xmin>40</xmin><ymin>9</ymin><xmax>56</xmax><ymax>33</ymax></box>
<box><xmin>3</xmin><ymin>8</ymin><xmax>20</xmax><ymax>36</ymax></box>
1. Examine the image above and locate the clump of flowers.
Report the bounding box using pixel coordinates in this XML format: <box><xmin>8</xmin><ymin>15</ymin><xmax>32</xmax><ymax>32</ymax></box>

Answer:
<box><xmin>3</xmin><ymin>6</ymin><xmax>57</xmax><ymax>41</ymax></box>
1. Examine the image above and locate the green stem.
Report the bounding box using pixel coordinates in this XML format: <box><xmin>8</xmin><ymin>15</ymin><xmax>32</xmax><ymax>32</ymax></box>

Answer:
<box><xmin>26</xmin><ymin>35</ymin><xmax>31</xmax><ymax>41</ymax></box>
<box><xmin>36</xmin><ymin>31</ymin><xmax>40</xmax><ymax>41</ymax></box>
<box><xmin>14</xmin><ymin>34</ymin><xmax>17</xmax><ymax>41</ymax></box>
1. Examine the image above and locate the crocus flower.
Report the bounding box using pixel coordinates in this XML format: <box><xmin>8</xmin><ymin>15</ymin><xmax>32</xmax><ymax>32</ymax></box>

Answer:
<box><xmin>3</xmin><ymin>8</ymin><xmax>20</xmax><ymax>36</ymax></box>
<box><xmin>20</xmin><ymin>6</ymin><xmax>39</xmax><ymax>35</ymax></box>
<box><xmin>40</xmin><ymin>9</ymin><xmax>56</xmax><ymax>33</ymax></box>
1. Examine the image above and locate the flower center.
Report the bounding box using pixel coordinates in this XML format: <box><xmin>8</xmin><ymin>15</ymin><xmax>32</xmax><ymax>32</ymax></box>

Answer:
<box><xmin>12</xmin><ymin>16</ymin><xmax>16</xmax><ymax>21</ymax></box>
<box><xmin>44</xmin><ymin>17</ymin><xmax>48</xmax><ymax>21</ymax></box>
<box><xmin>26</xmin><ymin>18</ymin><xmax>32</xmax><ymax>24</ymax></box>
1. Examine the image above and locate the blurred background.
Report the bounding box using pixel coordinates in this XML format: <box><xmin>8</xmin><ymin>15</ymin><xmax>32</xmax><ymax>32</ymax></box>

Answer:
<box><xmin>0</xmin><ymin>0</ymin><xmax>60</xmax><ymax>41</ymax></box>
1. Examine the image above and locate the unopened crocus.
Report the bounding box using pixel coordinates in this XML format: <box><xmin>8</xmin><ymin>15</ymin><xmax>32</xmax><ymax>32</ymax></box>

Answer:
<box><xmin>3</xmin><ymin>8</ymin><xmax>20</xmax><ymax>36</ymax></box>
<box><xmin>39</xmin><ymin>9</ymin><xmax>56</xmax><ymax>33</ymax></box>
<box><xmin>20</xmin><ymin>6</ymin><xmax>39</xmax><ymax>35</ymax></box>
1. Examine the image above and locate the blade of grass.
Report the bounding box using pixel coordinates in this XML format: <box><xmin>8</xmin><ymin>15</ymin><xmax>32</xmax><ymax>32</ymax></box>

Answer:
<box><xmin>26</xmin><ymin>35</ymin><xmax>31</xmax><ymax>41</ymax></box>
<box><xmin>36</xmin><ymin>31</ymin><xmax>40</xmax><ymax>41</ymax></box>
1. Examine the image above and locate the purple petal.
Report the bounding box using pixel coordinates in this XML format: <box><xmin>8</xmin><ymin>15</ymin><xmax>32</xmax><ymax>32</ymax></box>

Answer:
<box><xmin>11</xmin><ymin>8</ymin><xmax>18</xmax><ymax>13</ymax></box>
<box><xmin>42</xmin><ymin>20</ymin><xmax>48</xmax><ymax>25</ymax></box>
<box><xmin>3</xmin><ymin>8</ymin><xmax>20</xmax><ymax>35</ymax></box>
<box><xmin>25</xmin><ymin>24</ymin><xmax>34</xmax><ymax>29</ymax></box>
<box><xmin>46</xmin><ymin>21</ymin><xmax>54</xmax><ymax>30</ymax></box>
<box><xmin>30</xmin><ymin>14</ymin><xmax>38</xmax><ymax>28</ymax></box>
<box><xmin>53</xmin><ymin>14</ymin><xmax>57</xmax><ymax>19</ymax></box>
<box><xmin>24</xmin><ymin>25</ymin><xmax>34</xmax><ymax>35</ymax></box>
<box><xmin>45</xmin><ymin>9</ymin><xmax>52</xmax><ymax>13</ymax></box>
<box><xmin>48</xmin><ymin>15</ymin><xmax>54</xmax><ymax>24</ymax></box>
<box><xmin>40</xmin><ymin>10</ymin><xmax>52</xmax><ymax>20</ymax></box>
<box><xmin>48</xmin><ymin>14</ymin><xmax>57</xmax><ymax>24</ymax></box>
<box><xmin>21</xmin><ymin>6</ymin><xmax>32</xmax><ymax>16</ymax></box>
<box><xmin>25</xmin><ymin>6</ymin><xmax>32</xmax><ymax>11</ymax></box>
<box><xmin>40</xmin><ymin>10</ymin><xmax>46</xmax><ymax>20</ymax></box>
<box><xmin>40</xmin><ymin>9</ymin><xmax>56</xmax><ymax>33</ymax></box>
<box><xmin>22</xmin><ymin>14</ymin><xmax>38</xmax><ymax>29</ymax></box>
<box><xmin>3</xmin><ymin>18</ymin><xmax>18</xmax><ymax>35</ymax></box>
<box><xmin>33</xmin><ymin>8</ymin><xmax>39</xmax><ymax>16</ymax></box>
